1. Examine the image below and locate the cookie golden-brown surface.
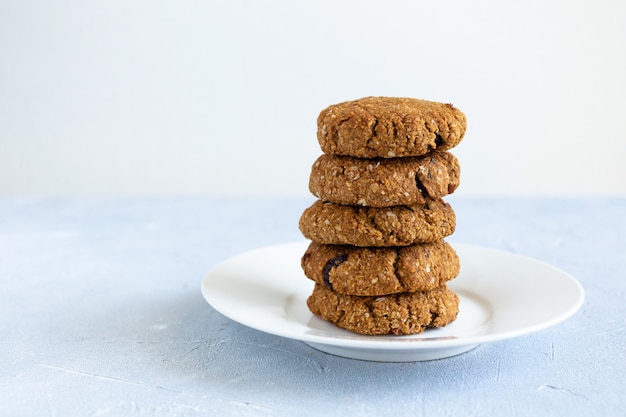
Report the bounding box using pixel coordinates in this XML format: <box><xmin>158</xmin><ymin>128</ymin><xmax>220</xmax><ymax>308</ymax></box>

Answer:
<box><xmin>299</xmin><ymin>198</ymin><xmax>455</xmax><ymax>247</ymax></box>
<box><xmin>301</xmin><ymin>241</ymin><xmax>460</xmax><ymax>296</ymax></box>
<box><xmin>317</xmin><ymin>96</ymin><xmax>466</xmax><ymax>158</ymax></box>
<box><xmin>307</xmin><ymin>283</ymin><xmax>460</xmax><ymax>335</ymax></box>
<box><xmin>309</xmin><ymin>152</ymin><xmax>460</xmax><ymax>207</ymax></box>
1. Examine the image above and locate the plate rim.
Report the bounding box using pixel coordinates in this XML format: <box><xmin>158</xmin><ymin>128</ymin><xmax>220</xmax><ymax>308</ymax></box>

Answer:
<box><xmin>201</xmin><ymin>241</ymin><xmax>585</xmax><ymax>352</ymax></box>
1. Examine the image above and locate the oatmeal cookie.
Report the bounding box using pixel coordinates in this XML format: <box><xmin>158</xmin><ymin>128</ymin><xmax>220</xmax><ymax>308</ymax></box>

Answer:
<box><xmin>299</xmin><ymin>198</ymin><xmax>455</xmax><ymax>247</ymax></box>
<box><xmin>317</xmin><ymin>96</ymin><xmax>466</xmax><ymax>158</ymax></box>
<box><xmin>309</xmin><ymin>151</ymin><xmax>460</xmax><ymax>207</ymax></box>
<box><xmin>307</xmin><ymin>283</ymin><xmax>459</xmax><ymax>335</ymax></box>
<box><xmin>301</xmin><ymin>241</ymin><xmax>460</xmax><ymax>296</ymax></box>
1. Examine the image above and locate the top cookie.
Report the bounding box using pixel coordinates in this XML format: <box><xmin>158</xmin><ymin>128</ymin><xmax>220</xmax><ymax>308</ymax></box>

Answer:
<box><xmin>317</xmin><ymin>96</ymin><xmax>466</xmax><ymax>158</ymax></box>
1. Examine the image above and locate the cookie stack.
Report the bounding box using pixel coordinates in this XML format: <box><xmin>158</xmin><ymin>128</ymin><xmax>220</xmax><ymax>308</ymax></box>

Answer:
<box><xmin>298</xmin><ymin>96</ymin><xmax>467</xmax><ymax>335</ymax></box>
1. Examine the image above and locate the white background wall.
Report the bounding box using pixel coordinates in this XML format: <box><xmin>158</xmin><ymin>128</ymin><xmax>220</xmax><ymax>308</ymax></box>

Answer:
<box><xmin>1</xmin><ymin>0</ymin><xmax>625</xmax><ymax>196</ymax></box>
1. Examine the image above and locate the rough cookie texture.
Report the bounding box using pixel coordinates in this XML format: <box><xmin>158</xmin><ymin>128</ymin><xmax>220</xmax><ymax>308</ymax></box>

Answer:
<box><xmin>301</xmin><ymin>241</ymin><xmax>460</xmax><ymax>296</ymax></box>
<box><xmin>317</xmin><ymin>96</ymin><xmax>466</xmax><ymax>158</ymax></box>
<box><xmin>307</xmin><ymin>283</ymin><xmax>460</xmax><ymax>335</ymax></box>
<box><xmin>309</xmin><ymin>151</ymin><xmax>460</xmax><ymax>207</ymax></box>
<box><xmin>299</xmin><ymin>198</ymin><xmax>455</xmax><ymax>247</ymax></box>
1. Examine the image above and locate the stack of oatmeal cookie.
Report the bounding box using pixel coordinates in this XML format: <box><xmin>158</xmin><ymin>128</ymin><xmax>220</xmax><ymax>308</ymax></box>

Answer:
<box><xmin>298</xmin><ymin>96</ymin><xmax>467</xmax><ymax>335</ymax></box>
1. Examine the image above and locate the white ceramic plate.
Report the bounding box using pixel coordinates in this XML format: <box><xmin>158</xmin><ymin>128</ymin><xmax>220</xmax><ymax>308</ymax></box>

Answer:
<box><xmin>201</xmin><ymin>241</ymin><xmax>584</xmax><ymax>362</ymax></box>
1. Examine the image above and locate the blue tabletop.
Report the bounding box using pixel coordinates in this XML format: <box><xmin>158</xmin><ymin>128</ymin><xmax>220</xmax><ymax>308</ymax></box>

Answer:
<box><xmin>1</xmin><ymin>196</ymin><xmax>624</xmax><ymax>416</ymax></box>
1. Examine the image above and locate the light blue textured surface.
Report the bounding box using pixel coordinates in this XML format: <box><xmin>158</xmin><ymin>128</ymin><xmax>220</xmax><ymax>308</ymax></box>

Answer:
<box><xmin>1</xmin><ymin>196</ymin><xmax>624</xmax><ymax>416</ymax></box>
